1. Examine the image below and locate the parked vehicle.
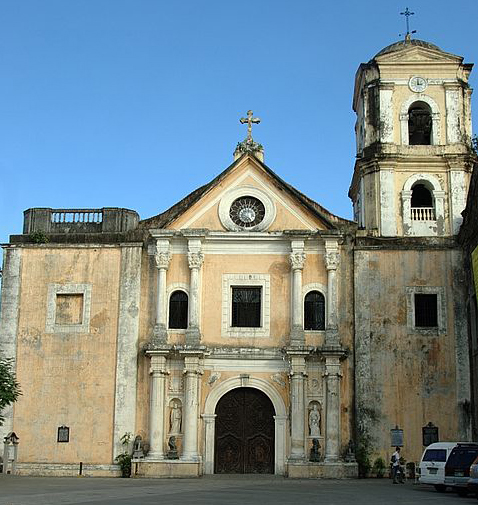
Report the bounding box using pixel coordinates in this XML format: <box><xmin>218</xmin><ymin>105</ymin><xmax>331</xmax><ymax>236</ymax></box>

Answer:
<box><xmin>468</xmin><ymin>455</ymin><xmax>478</xmax><ymax>498</ymax></box>
<box><xmin>418</xmin><ymin>442</ymin><xmax>457</xmax><ymax>492</ymax></box>
<box><xmin>444</xmin><ymin>443</ymin><xmax>478</xmax><ymax>496</ymax></box>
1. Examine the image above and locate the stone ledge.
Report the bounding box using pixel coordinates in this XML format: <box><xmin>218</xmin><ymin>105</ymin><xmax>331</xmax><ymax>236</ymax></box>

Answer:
<box><xmin>132</xmin><ymin>460</ymin><xmax>202</xmax><ymax>478</ymax></box>
<box><xmin>286</xmin><ymin>461</ymin><xmax>358</xmax><ymax>479</ymax></box>
<box><xmin>14</xmin><ymin>463</ymin><xmax>120</xmax><ymax>477</ymax></box>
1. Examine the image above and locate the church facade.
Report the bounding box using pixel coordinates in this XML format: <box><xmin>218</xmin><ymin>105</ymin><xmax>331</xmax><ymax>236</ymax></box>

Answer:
<box><xmin>0</xmin><ymin>37</ymin><xmax>476</xmax><ymax>478</ymax></box>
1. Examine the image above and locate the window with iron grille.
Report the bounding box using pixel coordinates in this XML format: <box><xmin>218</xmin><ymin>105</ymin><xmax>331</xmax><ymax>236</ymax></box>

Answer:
<box><xmin>304</xmin><ymin>291</ymin><xmax>325</xmax><ymax>330</ymax></box>
<box><xmin>169</xmin><ymin>290</ymin><xmax>188</xmax><ymax>329</ymax></box>
<box><xmin>415</xmin><ymin>293</ymin><xmax>438</xmax><ymax>327</ymax></box>
<box><xmin>232</xmin><ymin>287</ymin><xmax>261</xmax><ymax>327</ymax></box>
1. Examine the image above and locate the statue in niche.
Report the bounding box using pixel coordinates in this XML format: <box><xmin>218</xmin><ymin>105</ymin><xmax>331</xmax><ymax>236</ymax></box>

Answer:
<box><xmin>167</xmin><ymin>436</ymin><xmax>179</xmax><ymax>460</ymax></box>
<box><xmin>309</xmin><ymin>403</ymin><xmax>321</xmax><ymax>437</ymax></box>
<box><xmin>132</xmin><ymin>435</ymin><xmax>144</xmax><ymax>459</ymax></box>
<box><xmin>310</xmin><ymin>438</ymin><xmax>321</xmax><ymax>462</ymax></box>
<box><xmin>170</xmin><ymin>401</ymin><xmax>182</xmax><ymax>434</ymax></box>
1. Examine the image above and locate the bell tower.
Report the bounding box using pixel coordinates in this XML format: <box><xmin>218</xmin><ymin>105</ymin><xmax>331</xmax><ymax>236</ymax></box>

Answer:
<box><xmin>349</xmin><ymin>38</ymin><xmax>475</xmax><ymax>237</ymax></box>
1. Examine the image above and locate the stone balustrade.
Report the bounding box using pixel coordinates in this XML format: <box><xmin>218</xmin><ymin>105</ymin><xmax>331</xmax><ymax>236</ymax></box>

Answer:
<box><xmin>23</xmin><ymin>207</ymin><xmax>139</xmax><ymax>234</ymax></box>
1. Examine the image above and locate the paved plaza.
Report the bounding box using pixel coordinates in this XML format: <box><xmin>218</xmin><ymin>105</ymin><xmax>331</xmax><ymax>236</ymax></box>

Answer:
<box><xmin>0</xmin><ymin>475</ymin><xmax>476</xmax><ymax>505</ymax></box>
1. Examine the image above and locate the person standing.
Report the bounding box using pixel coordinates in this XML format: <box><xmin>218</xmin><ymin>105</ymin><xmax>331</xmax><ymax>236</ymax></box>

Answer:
<box><xmin>391</xmin><ymin>447</ymin><xmax>403</xmax><ymax>483</ymax></box>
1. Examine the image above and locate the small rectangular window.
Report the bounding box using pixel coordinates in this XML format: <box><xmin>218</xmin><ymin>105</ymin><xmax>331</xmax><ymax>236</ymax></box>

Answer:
<box><xmin>231</xmin><ymin>287</ymin><xmax>261</xmax><ymax>327</ymax></box>
<box><xmin>55</xmin><ymin>294</ymin><xmax>84</xmax><ymax>325</ymax></box>
<box><xmin>57</xmin><ymin>425</ymin><xmax>70</xmax><ymax>443</ymax></box>
<box><xmin>415</xmin><ymin>294</ymin><xmax>438</xmax><ymax>327</ymax></box>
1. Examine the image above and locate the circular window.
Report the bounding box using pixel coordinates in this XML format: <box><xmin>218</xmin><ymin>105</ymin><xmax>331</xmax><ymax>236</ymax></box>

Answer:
<box><xmin>229</xmin><ymin>196</ymin><xmax>265</xmax><ymax>228</ymax></box>
<box><xmin>218</xmin><ymin>185</ymin><xmax>276</xmax><ymax>232</ymax></box>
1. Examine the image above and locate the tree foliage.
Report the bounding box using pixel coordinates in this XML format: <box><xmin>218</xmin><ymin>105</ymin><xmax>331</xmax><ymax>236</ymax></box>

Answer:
<box><xmin>0</xmin><ymin>354</ymin><xmax>21</xmax><ymax>426</ymax></box>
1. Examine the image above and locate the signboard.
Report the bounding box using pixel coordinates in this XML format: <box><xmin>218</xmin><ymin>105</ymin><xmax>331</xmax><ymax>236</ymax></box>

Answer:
<box><xmin>422</xmin><ymin>422</ymin><xmax>439</xmax><ymax>446</ymax></box>
<box><xmin>391</xmin><ymin>427</ymin><xmax>403</xmax><ymax>447</ymax></box>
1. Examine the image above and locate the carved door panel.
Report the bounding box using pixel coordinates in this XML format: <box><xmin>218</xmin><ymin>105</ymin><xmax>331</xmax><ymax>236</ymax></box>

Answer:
<box><xmin>214</xmin><ymin>387</ymin><xmax>274</xmax><ymax>474</ymax></box>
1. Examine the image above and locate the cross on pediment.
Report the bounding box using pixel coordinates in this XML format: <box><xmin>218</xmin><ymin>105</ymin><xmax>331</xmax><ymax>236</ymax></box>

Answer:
<box><xmin>240</xmin><ymin>110</ymin><xmax>261</xmax><ymax>142</ymax></box>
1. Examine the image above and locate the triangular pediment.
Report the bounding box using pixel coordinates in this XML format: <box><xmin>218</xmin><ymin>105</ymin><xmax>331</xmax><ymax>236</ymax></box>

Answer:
<box><xmin>376</xmin><ymin>46</ymin><xmax>462</xmax><ymax>64</ymax></box>
<box><xmin>140</xmin><ymin>154</ymin><xmax>351</xmax><ymax>233</ymax></box>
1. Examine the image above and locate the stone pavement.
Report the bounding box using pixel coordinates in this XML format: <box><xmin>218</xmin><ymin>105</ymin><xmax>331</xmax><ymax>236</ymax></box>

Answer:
<box><xmin>0</xmin><ymin>475</ymin><xmax>474</xmax><ymax>505</ymax></box>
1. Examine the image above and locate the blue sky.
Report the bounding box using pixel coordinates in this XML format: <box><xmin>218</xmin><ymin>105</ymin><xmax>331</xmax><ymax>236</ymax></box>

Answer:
<box><xmin>0</xmin><ymin>0</ymin><xmax>477</xmax><ymax>246</ymax></box>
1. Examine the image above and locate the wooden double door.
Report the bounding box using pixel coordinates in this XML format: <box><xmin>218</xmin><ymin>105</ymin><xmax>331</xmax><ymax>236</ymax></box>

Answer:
<box><xmin>214</xmin><ymin>387</ymin><xmax>275</xmax><ymax>474</ymax></box>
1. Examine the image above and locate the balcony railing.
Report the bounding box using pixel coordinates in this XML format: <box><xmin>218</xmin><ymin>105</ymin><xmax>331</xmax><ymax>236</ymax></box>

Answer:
<box><xmin>51</xmin><ymin>209</ymin><xmax>103</xmax><ymax>224</ymax></box>
<box><xmin>411</xmin><ymin>207</ymin><xmax>435</xmax><ymax>221</ymax></box>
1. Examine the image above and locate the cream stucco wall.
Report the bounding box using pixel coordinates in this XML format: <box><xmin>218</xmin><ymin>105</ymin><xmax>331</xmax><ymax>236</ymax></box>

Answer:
<box><xmin>13</xmin><ymin>246</ymin><xmax>122</xmax><ymax>465</ymax></box>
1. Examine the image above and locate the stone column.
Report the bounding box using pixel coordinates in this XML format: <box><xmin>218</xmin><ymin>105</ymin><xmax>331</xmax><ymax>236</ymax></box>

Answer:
<box><xmin>147</xmin><ymin>352</ymin><xmax>169</xmax><ymax>459</ymax></box>
<box><xmin>287</xmin><ymin>352</ymin><xmax>307</xmax><ymax>461</ymax></box>
<box><xmin>154</xmin><ymin>239</ymin><xmax>171</xmax><ymax>343</ymax></box>
<box><xmin>202</xmin><ymin>413</ymin><xmax>217</xmax><ymax>474</ymax></box>
<box><xmin>182</xmin><ymin>353</ymin><xmax>203</xmax><ymax>461</ymax></box>
<box><xmin>289</xmin><ymin>240</ymin><xmax>306</xmax><ymax>347</ymax></box>
<box><xmin>324</xmin><ymin>355</ymin><xmax>342</xmax><ymax>463</ymax></box>
<box><xmin>186</xmin><ymin>239</ymin><xmax>204</xmax><ymax>346</ymax></box>
<box><xmin>325</xmin><ymin>240</ymin><xmax>339</xmax><ymax>347</ymax></box>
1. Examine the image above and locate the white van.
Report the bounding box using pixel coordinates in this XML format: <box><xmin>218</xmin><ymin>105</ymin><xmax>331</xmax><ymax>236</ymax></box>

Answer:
<box><xmin>418</xmin><ymin>442</ymin><xmax>458</xmax><ymax>492</ymax></box>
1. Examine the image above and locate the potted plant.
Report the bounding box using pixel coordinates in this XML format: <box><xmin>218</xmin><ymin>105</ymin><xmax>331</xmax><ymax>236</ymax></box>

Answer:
<box><xmin>115</xmin><ymin>432</ymin><xmax>133</xmax><ymax>478</ymax></box>
<box><xmin>372</xmin><ymin>457</ymin><xmax>386</xmax><ymax>478</ymax></box>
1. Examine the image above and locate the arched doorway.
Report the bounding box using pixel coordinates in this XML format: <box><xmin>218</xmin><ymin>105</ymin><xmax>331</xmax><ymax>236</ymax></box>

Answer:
<box><xmin>214</xmin><ymin>387</ymin><xmax>275</xmax><ymax>474</ymax></box>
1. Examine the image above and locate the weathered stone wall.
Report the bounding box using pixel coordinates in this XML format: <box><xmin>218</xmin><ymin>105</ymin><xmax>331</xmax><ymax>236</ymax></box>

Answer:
<box><xmin>354</xmin><ymin>242</ymin><xmax>470</xmax><ymax>463</ymax></box>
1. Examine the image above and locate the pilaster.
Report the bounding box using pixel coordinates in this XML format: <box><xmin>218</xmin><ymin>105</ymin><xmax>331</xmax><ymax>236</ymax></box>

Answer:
<box><xmin>289</xmin><ymin>239</ymin><xmax>306</xmax><ymax>347</ymax></box>
<box><xmin>185</xmin><ymin>239</ymin><xmax>204</xmax><ymax>346</ymax></box>
<box><xmin>113</xmin><ymin>245</ymin><xmax>142</xmax><ymax>459</ymax></box>
<box><xmin>287</xmin><ymin>351</ymin><xmax>308</xmax><ymax>461</ymax></box>
<box><xmin>323</xmin><ymin>353</ymin><xmax>343</xmax><ymax>463</ymax></box>
<box><xmin>324</xmin><ymin>240</ymin><xmax>339</xmax><ymax>347</ymax></box>
<box><xmin>153</xmin><ymin>239</ymin><xmax>172</xmax><ymax>344</ymax></box>
<box><xmin>146</xmin><ymin>352</ymin><xmax>169</xmax><ymax>460</ymax></box>
<box><xmin>181</xmin><ymin>352</ymin><xmax>204</xmax><ymax>461</ymax></box>
<box><xmin>0</xmin><ymin>247</ymin><xmax>22</xmax><ymax>442</ymax></box>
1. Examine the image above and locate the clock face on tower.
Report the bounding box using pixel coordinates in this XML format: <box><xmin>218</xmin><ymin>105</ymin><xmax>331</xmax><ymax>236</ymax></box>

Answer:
<box><xmin>409</xmin><ymin>76</ymin><xmax>428</xmax><ymax>93</ymax></box>
<box><xmin>229</xmin><ymin>196</ymin><xmax>266</xmax><ymax>228</ymax></box>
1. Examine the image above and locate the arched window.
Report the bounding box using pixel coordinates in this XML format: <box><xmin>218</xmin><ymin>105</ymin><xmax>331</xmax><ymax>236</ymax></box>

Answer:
<box><xmin>169</xmin><ymin>290</ymin><xmax>188</xmax><ymax>329</ymax></box>
<box><xmin>408</xmin><ymin>102</ymin><xmax>432</xmax><ymax>145</ymax></box>
<box><xmin>304</xmin><ymin>291</ymin><xmax>325</xmax><ymax>331</ymax></box>
<box><xmin>411</xmin><ymin>183</ymin><xmax>435</xmax><ymax>221</ymax></box>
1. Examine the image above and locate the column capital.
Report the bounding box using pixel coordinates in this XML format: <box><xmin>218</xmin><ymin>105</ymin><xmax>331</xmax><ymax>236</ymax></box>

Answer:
<box><xmin>181</xmin><ymin>352</ymin><xmax>204</xmax><ymax>375</ymax></box>
<box><xmin>324</xmin><ymin>239</ymin><xmax>339</xmax><ymax>270</ymax></box>
<box><xmin>155</xmin><ymin>250</ymin><xmax>172</xmax><ymax>270</ymax></box>
<box><xmin>188</xmin><ymin>251</ymin><xmax>204</xmax><ymax>270</ymax></box>
<box><xmin>289</xmin><ymin>251</ymin><xmax>306</xmax><ymax>270</ymax></box>
<box><xmin>147</xmin><ymin>352</ymin><xmax>169</xmax><ymax>375</ymax></box>
<box><xmin>201</xmin><ymin>413</ymin><xmax>217</xmax><ymax>421</ymax></box>
<box><xmin>286</xmin><ymin>351</ymin><xmax>309</xmax><ymax>375</ymax></box>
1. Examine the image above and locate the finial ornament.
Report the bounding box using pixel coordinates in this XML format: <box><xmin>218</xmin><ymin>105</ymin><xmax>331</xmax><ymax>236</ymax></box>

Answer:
<box><xmin>234</xmin><ymin>110</ymin><xmax>264</xmax><ymax>159</ymax></box>
<box><xmin>240</xmin><ymin>110</ymin><xmax>261</xmax><ymax>142</ymax></box>
<box><xmin>400</xmin><ymin>7</ymin><xmax>416</xmax><ymax>40</ymax></box>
